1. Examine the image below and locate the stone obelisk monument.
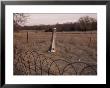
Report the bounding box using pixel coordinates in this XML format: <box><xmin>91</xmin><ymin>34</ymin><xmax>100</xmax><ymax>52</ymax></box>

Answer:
<box><xmin>50</xmin><ymin>28</ymin><xmax>56</xmax><ymax>52</ymax></box>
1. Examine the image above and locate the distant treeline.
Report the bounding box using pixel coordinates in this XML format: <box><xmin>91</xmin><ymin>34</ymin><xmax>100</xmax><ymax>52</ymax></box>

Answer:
<box><xmin>14</xmin><ymin>16</ymin><xmax>97</xmax><ymax>32</ymax></box>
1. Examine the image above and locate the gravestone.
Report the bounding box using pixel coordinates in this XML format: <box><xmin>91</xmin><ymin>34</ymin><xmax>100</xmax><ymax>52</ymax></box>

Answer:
<box><xmin>50</xmin><ymin>28</ymin><xmax>56</xmax><ymax>52</ymax></box>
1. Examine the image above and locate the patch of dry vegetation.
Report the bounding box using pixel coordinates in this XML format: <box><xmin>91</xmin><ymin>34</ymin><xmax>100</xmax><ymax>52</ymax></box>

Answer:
<box><xmin>14</xmin><ymin>31</ymin><xmax>97</xmax><ymax>75</ymax></box>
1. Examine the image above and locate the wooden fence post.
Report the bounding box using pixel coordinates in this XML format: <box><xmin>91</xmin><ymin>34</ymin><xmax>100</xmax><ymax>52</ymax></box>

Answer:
<box><xmin>27</xmin><ymin>32</ymin><xmax>28</xmax><ymax>43</ymax></box>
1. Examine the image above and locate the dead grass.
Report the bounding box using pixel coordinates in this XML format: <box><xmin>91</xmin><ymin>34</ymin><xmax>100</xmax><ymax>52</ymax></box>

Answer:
<box><xmin>14</xmin><ymin>31</ymin><xmax>97</xmax><ymax>75</ymax></box>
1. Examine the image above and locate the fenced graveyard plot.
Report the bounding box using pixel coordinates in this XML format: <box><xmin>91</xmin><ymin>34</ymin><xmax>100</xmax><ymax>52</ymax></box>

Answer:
<box><xmin>14</xmin><ymin>31</ymin><xmax>97</xmax><ymax>75</ymax></box>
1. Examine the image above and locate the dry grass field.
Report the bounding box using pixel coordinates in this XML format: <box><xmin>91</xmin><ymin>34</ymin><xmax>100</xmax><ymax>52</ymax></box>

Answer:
<box><xmin>14</xmin><ymin>31</ymin><xmax>97</xmax><ymax>75</ymax></box>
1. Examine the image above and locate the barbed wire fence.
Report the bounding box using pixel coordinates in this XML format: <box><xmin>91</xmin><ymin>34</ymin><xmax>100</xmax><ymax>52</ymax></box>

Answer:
<box><xmin>14</xmin><ymin>48</ymin><xmax>97</xmax><ymax>75</ymax></box>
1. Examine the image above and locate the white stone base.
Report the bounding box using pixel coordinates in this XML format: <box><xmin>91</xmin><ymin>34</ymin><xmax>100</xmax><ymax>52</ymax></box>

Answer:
<box><xmin>50</xmin><ymin>49</ymin><xmax>55</xmax><ymax>52</ymax></box>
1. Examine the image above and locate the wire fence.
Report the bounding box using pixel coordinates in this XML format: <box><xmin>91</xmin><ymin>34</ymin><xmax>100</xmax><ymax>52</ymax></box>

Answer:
<box><xmin>14</xmin><ymin>49</ymin><xmax>97</xmax><ymax>75</ymax></box>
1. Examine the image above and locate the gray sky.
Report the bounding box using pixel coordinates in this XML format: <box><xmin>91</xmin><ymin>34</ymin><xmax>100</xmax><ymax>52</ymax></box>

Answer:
<box><xmin>24</xmin><ymin>13</ymin><xmax>97</xmax><ymax>26</ymax></box>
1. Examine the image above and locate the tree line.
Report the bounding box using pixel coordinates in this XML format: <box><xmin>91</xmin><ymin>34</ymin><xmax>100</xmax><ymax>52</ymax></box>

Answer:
<box><xmin>14</xmin><ymin>14</ymin><xmax>97</xmax><ymax>32</ymax></box>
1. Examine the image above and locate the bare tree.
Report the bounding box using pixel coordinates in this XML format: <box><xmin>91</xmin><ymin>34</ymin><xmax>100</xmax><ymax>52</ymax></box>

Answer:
<box><xmin>13</xmin><ymin>13</ymin><xmax>29</xmax><ymax>31</ymax></box>
<box><xmin>78</xmin><ymin>16</ymin><xmax>97</xmax><ymax>31</ymax></box>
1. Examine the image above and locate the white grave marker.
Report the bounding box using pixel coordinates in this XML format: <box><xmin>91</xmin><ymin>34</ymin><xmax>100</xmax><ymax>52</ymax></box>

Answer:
<box><xmin>50</xmin><ymin>28</ymin><xmax>56</xmax><ymax>52</ymax></box>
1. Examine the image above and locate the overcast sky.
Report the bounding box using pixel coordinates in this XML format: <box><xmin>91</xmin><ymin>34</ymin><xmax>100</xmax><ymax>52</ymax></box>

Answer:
<box><xmin>24</xmin><ymin>13</ymin><xmax>97</xmax><ymax>26</ymax></box>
